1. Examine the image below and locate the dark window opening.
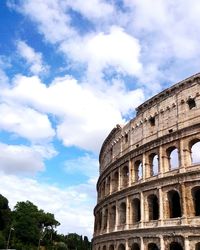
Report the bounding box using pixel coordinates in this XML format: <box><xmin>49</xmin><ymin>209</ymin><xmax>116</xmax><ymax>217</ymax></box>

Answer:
<box><xmin>109</xmin><ymin>245</ymin><xmax>114</xmax><ymax>250</ymax></box>
<box><xmin>192</xmin><ymin>188</ymin><xmax>200</xmax><ymax>216</ymax></box>
<box><xmin>148</xmin><ymin>243</ymin><xmax>159</xmax><ymax>250</ymax></box>
<box><xmin>118</xmin><ymin>244</ymin><xmax>125</xmax><ymax>250</ymax></box>
<box><xmin>112</xmin><ymin>172</ymin><xmax>119</xmax><ymax>192</ymax></box>
<box><xmin>103</xmin><ymin>209</ymin><xmax>108</xmax><ymax>229</ymax></box>
<box><xmin>110</xmin><ymin>147</ymin><xmax>113</xmax><ymax>157</ymax></box>
<box><xmin>187</xmin><ymin>98</ymin><xmax>196</xmax><ymax>109</ymax></box>
<box><xmin>103</xmin><ymin>246</ymin><xmax>106</xmax><ymax>250</ymax></box>
<box><xmin>168</xmin><ymin>190</ymin><xmax>182</xmax><ymax>218</ymax></box>
<box><xmin>121</xmin><ymin>165</ymin><xmax>129</xmax><ymax>188</ymax></box>
<box><xmin>196</xmin><ymin>242</ymin><xmax>200</xmax><ymax>250</ymax></box>
<box><xmin>168</xmin><ymin>129</ymin><xmax>173</xmax><ymax>133</ymax></box>
<box><xmin>149</xmin><ymin>116</ymin><xmax>155</xmax><ymax>126</ymax></box>
<box><xmin>109</xmin><ymin>206</ymin><xmax>116</xmax><ymax>230</ymax></box>
<box><xmin>119</xmin><ymin>202</ymin><xmax>126</xmax><ymax>225</ymax></box>
<box><xmin>148</xmin><ymin>195</ymin><xmax>159</xmax><ymax>220</ymax></box>
<box><xmin>125</xmin><ymin>134</ymin><xmax>128</xmax><ymax>143</ymax></box>
<box><xmin>131</xmin><ymin>243</ymin><xmax>140</xmax><ymax>250</ymax></box>
<box><xmin>132</xmin><ymin>198</ymin><xmax>141</xmax><ymax>223</ymax></box>
<box><xmin>170</xmin><ymin>242</ymin><xmax>183</xmax><ymax>250</ymax></box>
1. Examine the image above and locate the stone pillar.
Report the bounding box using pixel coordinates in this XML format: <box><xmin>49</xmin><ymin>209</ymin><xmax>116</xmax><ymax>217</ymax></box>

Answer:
<box><xmin>115</xmin><ymin>201</ymin><xmax>119</xmax><ymax>231</ymax></box>
<box><xmin>181</xmin><ymin>183</ymin><xmax>188</xmax><ymax>224</ymax></box>
<box><xmin>184</xmin><ymin>237</ymin><xmax>190</xmax><ymax>250</ymax></box>
<box><xmin>128</xmin><ymin>159</ymin><xmax>132</xmax><ymax>186</ymax></box>
<box><xmin>118</xmin><ymin>167</ymin><xmax>121</xmax><ymax>191</ymax></box>
<box><xmin>159</xmin><ymin>187</ymin><xmax>163</xmax><ymax>225</ymax></box>
<box><xmin>126</xmin><ymin>196</ymin><xmax>130</xmax><ymax>229</ymax></box>
<box><xmin>140</xmin><ymin>237</ymin><xmax>144</xmax><ymax>250</ymax></box>
<box><xmin>140</xmin><ymin>192</ymin><xmax>144</xmax><ymax>226</ymax></box>
<box><xmin>159</xmin><ymin>145</ymin><xmax>166</xmax><ymax>176</ymax></box>
<box><xmin>125</xmin><ymin>238</ymin><xmax>129</xmax><ymax>250</ymax></box>
<box><xmin>160</xmin><ymin>235</ymin><xmax>165</xmax><ymax>250</ymax></box>
<box><xmin>107</xmin><ymin>206</ymin><xmax>110</xmax><ymax>234</ymax></box>
<box><xmin>142</xmin><ymin>153</ymin><xmax>146</xmax><ymax>180</ymax></box>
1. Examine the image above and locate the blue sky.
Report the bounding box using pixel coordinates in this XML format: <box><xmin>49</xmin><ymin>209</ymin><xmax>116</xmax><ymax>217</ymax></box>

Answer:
<box><xmin>0</xmin><ymin>0</ymin><xmax>200</xmax><ymax>238</ymax></box>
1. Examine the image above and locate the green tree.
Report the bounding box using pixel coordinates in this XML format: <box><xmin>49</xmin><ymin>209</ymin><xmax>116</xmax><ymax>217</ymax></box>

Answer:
<box><xmin>0</xmin><ymin>194</ymin><xmax>11</xmax><ymax>231</ymax></box>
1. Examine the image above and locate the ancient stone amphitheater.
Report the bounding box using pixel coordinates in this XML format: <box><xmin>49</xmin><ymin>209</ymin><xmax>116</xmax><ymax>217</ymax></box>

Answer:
<box><xmin>93</xmin><ymin>73</ymin><xmax>200</xmax><ymax>250</ymax></box>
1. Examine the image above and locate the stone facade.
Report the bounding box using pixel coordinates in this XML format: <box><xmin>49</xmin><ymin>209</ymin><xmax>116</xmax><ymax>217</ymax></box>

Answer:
<box><xmin>93</xmin><ymin>73</ymin><xmax>200</xmax><ymax>250</ymax></box>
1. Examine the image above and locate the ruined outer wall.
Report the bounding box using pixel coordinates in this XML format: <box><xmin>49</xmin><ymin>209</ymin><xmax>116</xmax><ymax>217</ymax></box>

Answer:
<box><xmin>93</xmin><ymin>73</ymin><xmax>200</xmax><ymax>250</ymax></box>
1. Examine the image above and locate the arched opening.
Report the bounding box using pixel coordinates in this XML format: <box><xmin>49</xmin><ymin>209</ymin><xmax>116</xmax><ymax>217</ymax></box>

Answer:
<box><xmin>148</xmin><ymin>243</ymin><xmax>159</xmax><ymax>250</ymax></box>
<box><xmin>119</xmin><ymin>202</ymin><xmax>126</xmax><ymax>225</ymax></box>
<box><xmin>109</xmin><ymin>205</ymin><xmax>116</xmax><ymax>230</ymax></box>
<box><xmin>103</xmin><ymin>246</ymin><xmax>106</xmax><ymax>250</ymax></box>
<box><xmin>121</xmin><ymin>165</ymin><xmax>129</xmax><ymax>188</ymax></box>
<box><xmin>148</xmin><ymin>194</ymin><xmax>159</xmax><ymax>220</ymax></box>
<box><xmin>101</xmin><ymin>181</ymin><xmax>106</xmax><ymax>198</ymax></box>
<box><xmin>118</xmin><ymin>243</ymin><xmax>125</xmax><ymax>250</ymax></box>
<box><xmin>192</xmin><ymin>187</ymin><xmax>200</xmax><ymax>216</ymax></box>
<box><xmin>131</xmin><ymin>243</ymin><xmax>140</xmax><ymax>250</ymax></box>
<box><xmin>109</xmin><ymin>245</ymin><xmax>114</xmax><ymax>250</ymax></box>
<box><xmin>191</xmin><ymin>141</ymin><xmax>200</xmax><ymax>164</ymax></box>
<box><xmin>132</xmin><ymin>198</ymin><xmax>141</xmax><ymax>223</ymax></box>
<box><xmin>196</xmin><ymin>242</ymin><xmax>200</xmax><ymax>250</ymax></box>
<box><xmin>167</xmin><ymin>147</ymin><xmax>179</xmax><ymax>170</ymax></box>
<box><xmin>106</xmin><ymin>176</ymin><xmax>111</xmax><ymax>195</ymax></box>
<box><xmin>103</xmin><ymin>208</ymin><xmax>108</xmax><ymax>230</ymax></box>
<box><xmin>168</xmin><ymin>190</ymin><xmax>182</xmax><ymax>218</ymax></box>
<box><xmin>187</xmin><ymin>97</ymin><xmax>196</xmax><ymax>109</ymax></box>
<box><xmin>112</xmin><ymin>171</ymin><xmax>119</xmax><ymax>192</ymax></box>
<box><xmin>135</xmin><ymin>160</ymin><xmax>143</xmax><ymax>181</ymax></box>
<box><xmin>170</xmin><ymin>242</ymin><xmax>183</xmax><ymax>250</ymax></box>
<box><xmin>149</xmin><ymin>153</ymin><xmax>159</xmax><ymax>176</ymax></box>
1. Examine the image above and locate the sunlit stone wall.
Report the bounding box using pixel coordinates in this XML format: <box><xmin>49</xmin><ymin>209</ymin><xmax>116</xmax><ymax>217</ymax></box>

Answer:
<box><xmin>93</xmin><ymin>73</ymin><xmax>200</xmax><ymax>250</ymax></box>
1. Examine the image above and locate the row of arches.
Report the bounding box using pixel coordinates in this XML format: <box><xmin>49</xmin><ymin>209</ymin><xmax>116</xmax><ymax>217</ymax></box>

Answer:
<box><xmin>95</xmin><ymin>186</ymin><xmax>200</xmax><ymax>234</ymax></box>
<box><xmin>99</xmin><ymin>140</ymin><xmax>200</xmax><ymax>200</ymax></box>
<box><xmin>99</xmin><ymin>241</ymin><xmax>191</xmax><ymax>250</ymax></box>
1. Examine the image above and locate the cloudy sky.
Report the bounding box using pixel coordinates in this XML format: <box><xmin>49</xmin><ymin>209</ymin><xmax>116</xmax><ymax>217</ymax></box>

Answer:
<box><xmin>0</xmin><ymin>0</ymin><xmax>200</xmax><ymax>238</ymax></box>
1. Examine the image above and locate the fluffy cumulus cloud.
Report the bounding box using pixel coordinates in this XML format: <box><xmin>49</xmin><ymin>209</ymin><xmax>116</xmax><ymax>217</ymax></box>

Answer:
<box><xmin>0</xmin><ymin>172</ymin><xmax>95</xmax><ymax>238</ymax></box>
<box><xmin>17</xmin><ymin>41</ymin><xmax>49</xmax><ymax>75</ymax></box>
<box><xmin>1</xmin><ymin>74</ymin><xmax>144</xmax><ymax>152</ymax></box>
<box><xmin>0</xmin><ymin>143</ymin><xmax>56</xmax><ymax>175</ymax></box>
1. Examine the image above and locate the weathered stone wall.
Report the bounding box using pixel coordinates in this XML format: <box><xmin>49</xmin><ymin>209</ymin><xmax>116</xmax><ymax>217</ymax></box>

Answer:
<box><xmin>93</xmin><ymin>73</ymin><xmax>200</xmax><ymax>250</ymax></box>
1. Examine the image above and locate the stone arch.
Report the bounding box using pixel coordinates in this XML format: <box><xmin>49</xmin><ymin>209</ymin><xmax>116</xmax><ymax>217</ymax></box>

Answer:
<box><xmin>131</xmin><ymin>243</ymin><xmax>140</xmax><ymax>250</ymax></box>
<box><xmin>109</xmin><ymin>245</ymin><xmax>114</xmax><ymax>250</ymax></box>
<box><xmin>132</xmin><ymin>198</ymin><xmax>141</xmax><ymax>223</ymax></box>
<box><xmin>169</xmin><ymin>242</ymin><xmax>183</xmax><ymax>250</ymax></box>
<box><xmin>148</xmin><ymin>194</ymin><xmax>159</xmax><ymax>220</ymax></box>
<box><xmin>106</xmin><ymin>176</ymin><xmax>111</xmax><ymax>195</ymax></box>
<box><xmin>103</xmin><ymin>246</ymin><xmax>106</xmax><ymax>250</ymax></box>
<box><xmin>168</xmin><ymin>190</ymin><xmax>182</xmax><ymax>218</ymax></box>
<box><xmin>192</xmin><ymin>186</ymin><xmax>200</xmax><ymax>216</ymax></box>
<box><xmin>149</xmin><ymin>153</ymin><xmax>159</xmax><ymax>176</ymax></box>
<box><xmin>101</xmin><ymin>181</ymin><xmax>106</xmax><ymax>198</ymax></box>
<box><xmin>189</xmin><ymin>139</ymin><xmax>200</xmax><ymax>164</ymax></box>
<box><xmin>118</xmin><ymin>243</ymin><xmax>125</xmax><ymax>250</ymax></box>
<box><xmin>121</xmin><ymin>165</ymin><xmax>129</xmax><ymax>188</ymax></box>
<box><xmin>112</xmin><ymin>171</ymin><xmax>119</xmax><ymax>192</ymax></box>
<box><xmin>196</xmin><ymin>242</ymin><xmax>200</xmax><ymax>250</ymax></box>
<box><xmin>167</xmin><ymin>146</ymin><xmax>179</xmax><ymax>170</ymax></box>
<box><xmin>148</xmin><ymin>243</ymin><xmax>159</xmax><ymax>250</ymax></box>
<box><xmin>134</xmin><ymin>160</ymin><xmax>143</xmax><ymax>181</ymax></box>
<box><xmin>119</xmin><ymin>202</ymin><xmax>126</xmax><ymax>225</ymax></box>
<box><xmin>109</xmin><ymin>205</ymin><xmax>116</xmax><ymax>230</ymax></box>
<box><xmin>103</xmin><ymin>208</ymin><xmax>108</xmax><ymax>230</ymax></box>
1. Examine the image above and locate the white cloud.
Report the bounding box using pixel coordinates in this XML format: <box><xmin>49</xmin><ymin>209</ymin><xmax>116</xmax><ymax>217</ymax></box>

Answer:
<box><xmin>0</xmin><ymin>143</ymin><xmax>56</xmax><ymax>174</ymax></box>
<box><xmin>60</xmin><ymin>26</ymin><xmax>142</xmax><ymax>81</ymax></box>
<box><xmin>2</xmin><ymin>74</ymin><xmax>144</xmax><ymax>152</ymax></box>
<box><xmin>17</xmin><ymin>41</ymin><xmax>49</xmax><ymax>75</ymax></box>
<box><xmin>0</xmin><ymin>172</ymin><xmax>95</xmax><ymax>238</ymax></box>
<box><xmin>0</xmin><ymin>102</ymin><xmax>55</xmax><ymax>142</ymax></box>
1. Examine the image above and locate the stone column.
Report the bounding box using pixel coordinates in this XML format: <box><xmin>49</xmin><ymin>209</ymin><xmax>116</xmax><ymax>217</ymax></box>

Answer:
<box><xmin>115</xmin><ymin>201</ymin><xmax>119</xmax><ymax>231</ymax></box>
<box><xmin>181</xmin><ymin>183</ymin><xmax>188</xmax><ymax>224</ymax></box>
<box><xmin>160</xmin><ymin>235</ymin><xmax>165</xmax><ymax>250</ymax></box>
<box><xmin>125</xmin><ymin>238</ymin><xmax>129</xmax><ymax>250</ymax></box>
<box><xmin>140</xmin><ymin>237</ymin><xmax>144</xmax><ymax>250</ymax></box>
<box><xmin>184</xmin><ymin>237</ymin><xmax>190</xmax><ymax>250</ymax></box>
<box><xmin>126</xmin><ymin>196</ymin><xmax>130</xmax><ymax>229</ymax></box>
<box><xmin>118</xmin><ymin>167</ymin><xmax>121</xmax><ymax>191</ymax></box>
<box><xmin>142</xmin><ymin>153</ymin><xmax>146</xmax><ymax>180</ymax></box>
<box><xmin>128</xmin><ymin>159</ymin><xmax>132</xmax><ymax>186</ymax></box>
<box><xmin>159</xmin><ymin>145</ymin><xmax>164</xmax><ymax>176</ymax></box>
<box><xmin>140</xmin><ymin>192</ymin><xmax>144</xmax><ymax>226</ymax></box>
<box><xmin>159</xmin><ymin>187</ymin><xmax>164</xmax><ymax>226</ymax></box>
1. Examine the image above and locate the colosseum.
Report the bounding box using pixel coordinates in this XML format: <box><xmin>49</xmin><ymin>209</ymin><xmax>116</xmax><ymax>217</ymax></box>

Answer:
<box><xmin>93</xmin><ymin>73</ymin><xmax>200</xmax><ymax>250</ymax></box>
